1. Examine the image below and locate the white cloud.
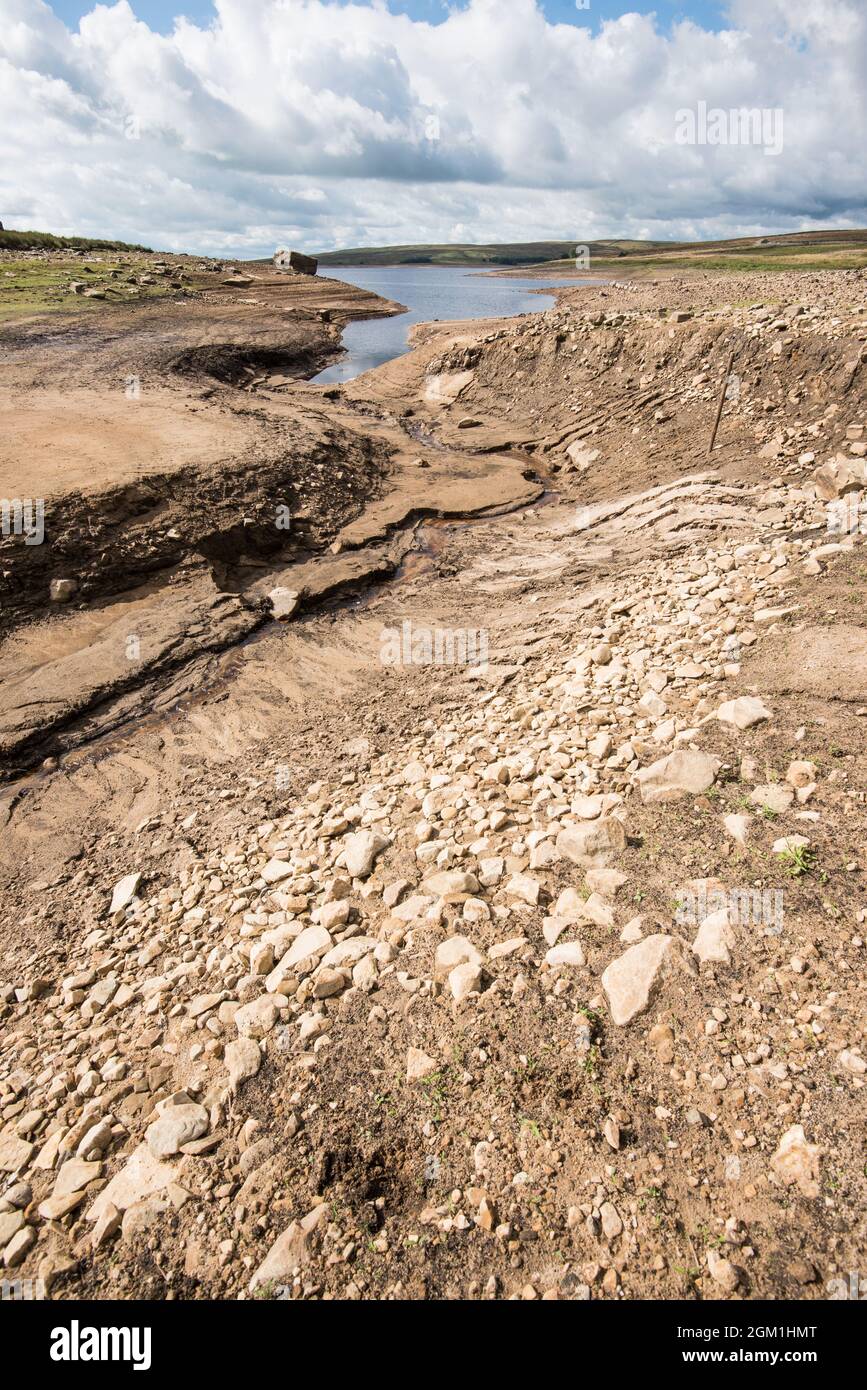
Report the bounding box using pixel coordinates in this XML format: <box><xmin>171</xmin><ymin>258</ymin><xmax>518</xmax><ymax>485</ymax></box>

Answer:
<box><xmin>1</xmin><ymin>0</ymin><xmax>865</xmax><ymax>254</ymax></box>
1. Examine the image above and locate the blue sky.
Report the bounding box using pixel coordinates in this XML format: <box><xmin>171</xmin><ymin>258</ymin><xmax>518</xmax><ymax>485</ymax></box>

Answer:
<box><xmin>8</xmin><ymin>0</ymin><xmax>864</xmax><ymax>256</ymax></box>
<box><xmin>49</xmin><ymin>1</ymin><xmax>730</xmax><ymax>36</ymax></box>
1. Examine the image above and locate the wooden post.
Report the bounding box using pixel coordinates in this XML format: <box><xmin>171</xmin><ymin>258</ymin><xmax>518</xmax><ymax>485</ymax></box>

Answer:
<box><xmin>708</xmin><ymin>349</ymin><xmax>736</xmax><ymax>456</ymax></box>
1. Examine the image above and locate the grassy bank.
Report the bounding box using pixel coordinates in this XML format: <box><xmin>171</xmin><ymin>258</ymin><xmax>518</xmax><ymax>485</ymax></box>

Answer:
<box><xmin>0</xmin><ymin>229</ymin><xmax>152</xmax><ymax>252</ymax></box>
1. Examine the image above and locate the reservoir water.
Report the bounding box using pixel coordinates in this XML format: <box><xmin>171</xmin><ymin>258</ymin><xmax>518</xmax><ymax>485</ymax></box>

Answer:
<box><xmin>312</xmin><ymin>264</ymin><xmax>593</xmax><ymax>384</ymax></box>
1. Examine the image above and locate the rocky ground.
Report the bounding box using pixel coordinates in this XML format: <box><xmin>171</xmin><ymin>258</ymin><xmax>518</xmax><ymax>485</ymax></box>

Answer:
<box><xmin>0</xmin><ymin>265</ymin><xmax>865</xmax><ymax>1302</ymax></box>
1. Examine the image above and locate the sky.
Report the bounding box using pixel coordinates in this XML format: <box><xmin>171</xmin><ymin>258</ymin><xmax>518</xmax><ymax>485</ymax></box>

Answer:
<box><xmin>2</xmin><ymin>0</ymin><xmax>865</xmax><ymax>257</ymax></box>
<box><xmin>46</xmin><ymin>1</ymin><xmax>731</xmax><ymax>35</ymax></box>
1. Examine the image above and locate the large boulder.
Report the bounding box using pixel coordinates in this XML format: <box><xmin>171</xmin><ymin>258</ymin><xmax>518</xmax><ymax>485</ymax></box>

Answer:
<box><xmin>274</xmin><ymin>248</ymin><xmax>318</xmax><ymax>276</ymax></box>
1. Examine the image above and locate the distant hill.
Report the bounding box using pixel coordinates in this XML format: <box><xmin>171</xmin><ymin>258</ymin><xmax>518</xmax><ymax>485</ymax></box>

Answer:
<box><xmin>0</xmin><ymin>228</ymin><xmax>152</xmax><ymax>253</ymax></box>
<box><xmin>317</xmin><ymin>230</ymin><xmax>867</xmax><ymax>272</ymax></box>
<box><xmin>316</xmin><ymin>240</ymin><xmax>660</xmax><ymax>267</ymax></box>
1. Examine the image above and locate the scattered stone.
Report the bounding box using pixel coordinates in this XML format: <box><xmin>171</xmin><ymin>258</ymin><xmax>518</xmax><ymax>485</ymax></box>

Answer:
<box><xmin>0</xmin><ymin>1211</ymin><xmax>24</xmax><ymax>1247</ymax></box>
<box><xmin>692</xmin><ymin>910</ymin><xmax>736</xmax><ymax>965</ymax></box>
<box><xmin>424</xmin><ymin>869</ymin><xmax>480</xmax><ymax>896</ymax></box>
<box><xmin>225</xmin><ymin>1037</ymin><xmax>262</xmax><ymax>1089</ymax></box>
<box><xmin>602</xmin><ymin>934</ymin><xmax>691</xmax><ymax>1025</ymax></box>
<box><xmin>261</xmin><ymin>857</ymin><xmax>294</xmax><ymax>884</ymax></box>
<box><xmin>249</xmin><ymin>1204</ymin><xmax>327</xmax><ymax>1289</ymax></box>
<box><xmin>449</xmin><ymin>961</ymin><xmax>484</xmax><ymax>1003</ymax></box>
<box><xmin>3</xmin><ymin>1225</ymin><xmax>36</xmax><ymax>1267</ymax></box>
<box><xmin>53</xmin><ymin>1158</ymin><xmax>102</xmax><ymax>1198</ymax></box>
<box><xmin>648</xmin><ymin>1022</ymin><xmax>675</xmax><ymax>1063</ymax></box>
<box><xmin>600</xmin><ymin>1201</ymin><xmax>622</xmax><ymax>1240</ymax></box>
<box><xmin>770</xmin><ymin>1125</ymin><xmax>822</xmax><ymax>1198</ymax></box>
<box><xmin>555</xmin><ymin>817</ymin><xmax>627</xmax><ymax>867</ymax></box>
<box><xmin>786</xmin><ymin>760</ymin><xmax>817</xmax><ymax>788</ymax></box>
<box><xmin>723</xmin><ymin>813</ymin><xmax>751</xmax><ymax>846</ymax></box>
<box><xmin>636</xmin><ymin>750</ymin><xmax>719</xmax><ymax>803</ymax></box>
<box><xmin>49</xmin><ymin>577</ymin><xmax>78</xmax><ymax>603</ymax></box>
<box><xmin>0</xmin><ymin>1135</ymin><xmax>36</xmax><ymax>1172</ymax></box>
<box><xmin>750</xmin><ymin>783</ymin><xmax>794</xmax><ymax>813</ymax></box>
<box><xmin>268</xmin><ymin>587</ymin><xmax>300</xmax><ymax>621</ymax></box>
<box><xmin>146</xmin><ymin>1102</ymin><xmax>209</xmax><ymax>1159</ymax></box>
<box><xmin>715</xmin><ymin>696</ymin><xmax>771</xmax><ymax>730</ymax></box>
<box><xmin>109</xmin><ymin>872</ymin><xmax>141</xmax><ymax>915</ymax></box>
<box><xmin>406</xmin><ymin>1048</ymin><xmax>439</xmax><ymax>1081</ymax></box>
<box><xmin>235</xmin><ymin>994</ymin><xmax>286</xmax><ymax>1037</ymax></box>
<box><xmin>434</xmin><ymin>936</ymin><xmax>484</xmax><ymax>980</ymax></box>
<box><xmin>545</xmin><ymin>941</ymin><xmax>585</xmax><ymax>967</ymax></box>
<box><xmin>707</xmin><ymin>1248</ymin><xmax>740</xmax><ymax>1292</ymax></box>
<box><xmin>342</xmin><ymin>830</ymin><xmax>389</xmax><ymax>879</ymax></box>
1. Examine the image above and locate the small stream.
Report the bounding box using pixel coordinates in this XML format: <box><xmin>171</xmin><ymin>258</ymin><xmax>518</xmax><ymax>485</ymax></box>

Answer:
<box><xmin>1</xmin><ymin>269</ymin><xmax>594</xmax><ymax>783</ymax></box>
<box><xmin>313</xmin><ymin>265</ymin><xmax>597</xmax><ymax>383</ymax></box>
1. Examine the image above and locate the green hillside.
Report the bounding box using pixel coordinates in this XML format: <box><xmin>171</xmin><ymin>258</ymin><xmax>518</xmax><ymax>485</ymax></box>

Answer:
<box><xmin>316</xmin><ymin>230</ymin><xmax>867</xmax><ymax>272</ymax></box>
<box><xmin>315</xmin><ymin>240</ymin><xmax>658</xmax><ymax>267</ymax></box>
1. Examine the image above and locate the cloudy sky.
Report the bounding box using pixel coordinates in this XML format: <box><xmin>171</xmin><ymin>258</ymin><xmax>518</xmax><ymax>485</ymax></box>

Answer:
<box><xmin>2</xmin><ymin>0</ymin><xmax>865</xmax><ymax>256</ymax></box>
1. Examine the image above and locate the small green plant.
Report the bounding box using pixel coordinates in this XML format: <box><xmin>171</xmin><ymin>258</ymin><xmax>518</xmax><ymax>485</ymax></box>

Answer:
<box><xmin>419</xmin><ymin>1069</ymin><xmax>450</xmax><ymax>1123</ymax></box>
<box><xmin>583</xmin><ymin>1043</ymin><xmax>601</xmax><ymax>1080</ymax></box>
<box><xmin>252</xmin><ymin>1280</ymin><xmax>278</xmax><ymax>1300</ymax></box>
<box><xmin>776</xmin><ymin>843</ymin><xmax>816</xmax><ymax>877</ymax></box>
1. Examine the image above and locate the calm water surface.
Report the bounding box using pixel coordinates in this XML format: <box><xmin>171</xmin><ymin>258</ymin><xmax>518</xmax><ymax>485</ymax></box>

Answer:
<box><xmin>313</xmin><ymin>265</ymin><xmax>599</xmax><ymax>384</ymax></box>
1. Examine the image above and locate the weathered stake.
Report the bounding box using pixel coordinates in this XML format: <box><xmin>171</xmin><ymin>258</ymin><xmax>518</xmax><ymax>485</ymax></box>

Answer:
<box><xmin>707</xmin><ymin>349</ymin><xmax>736</xmax><ymax>456</ymax></box>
